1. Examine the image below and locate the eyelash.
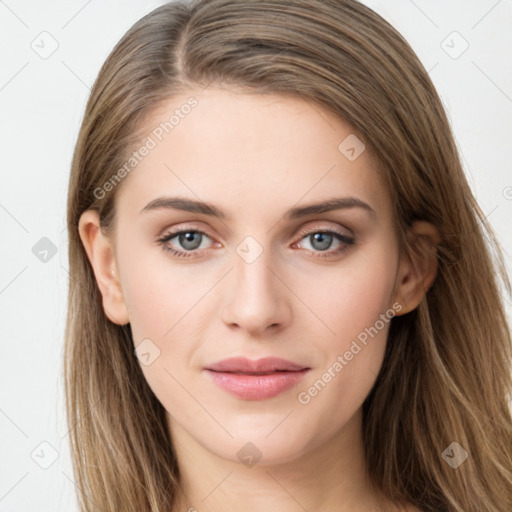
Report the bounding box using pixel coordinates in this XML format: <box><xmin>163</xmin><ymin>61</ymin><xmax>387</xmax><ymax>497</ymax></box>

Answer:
<box><xmin>157</xmin><ymin>226</ymin><xmax>356</xmax><ymax>261</ymax></box>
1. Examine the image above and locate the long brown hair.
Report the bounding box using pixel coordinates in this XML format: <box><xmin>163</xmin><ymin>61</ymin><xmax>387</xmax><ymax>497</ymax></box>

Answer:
<box><xmin>64</xmin><ymin>1</ymin><xmax>512</xmax><ymax>510</ymax></box>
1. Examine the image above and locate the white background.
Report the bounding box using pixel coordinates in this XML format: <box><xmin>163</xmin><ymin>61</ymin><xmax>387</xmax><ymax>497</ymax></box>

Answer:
<box><xmin>0</xmin><ymin>0</ymin><xmax>511</xmax><ymax>509</ymax></box>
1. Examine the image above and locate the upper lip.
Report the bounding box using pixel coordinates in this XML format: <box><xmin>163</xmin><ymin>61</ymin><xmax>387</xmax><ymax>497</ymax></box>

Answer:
<box><xmin>205</xmin><ymin>357</ymin><xmax>309</xmax><ymax>373</ymax></box>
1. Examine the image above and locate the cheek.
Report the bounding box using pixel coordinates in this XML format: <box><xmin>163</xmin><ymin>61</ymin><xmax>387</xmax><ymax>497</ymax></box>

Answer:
<box><xmin>117</xmin><ymin>236</ymin><xmax>208</xmax><ymax>343</ymax></box>
<box><xmin>291</xmin><ymin>244</ymin><xmax>398</xmax><ymax>427</ymax></box>
<box><xmin>295</xmin><ymin>242</ymin><xmax>398</xmax><ymax>343</ymax></box>
<box><xmin>117</xmin><ymin>244</ymin><xmax>209</xmax><ymax>402</ymax></box>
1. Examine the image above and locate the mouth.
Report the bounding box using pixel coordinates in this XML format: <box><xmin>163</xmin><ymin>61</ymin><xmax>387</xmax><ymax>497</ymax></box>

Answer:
<box><xmin>204</xmin><ymin>357</ymin><xmax>311</xmax><ymax>400</ymax></box>
<box><xmin>205</xmin><ymin>356</ymin><xmax>309</xmax><ymax>373</ymax></box>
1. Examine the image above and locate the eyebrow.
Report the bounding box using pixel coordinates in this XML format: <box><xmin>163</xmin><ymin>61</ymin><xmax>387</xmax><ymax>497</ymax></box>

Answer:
<box><xmin>140</xmin><ymin>196</ymin><xmax>376</xmax><ymax>219</ymax></box>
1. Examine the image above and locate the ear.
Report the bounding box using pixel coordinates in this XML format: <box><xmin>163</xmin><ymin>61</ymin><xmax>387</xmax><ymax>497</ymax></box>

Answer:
<box><xmin>78</xmin><ymin>210</ymin><xmax>130</xmax><ymax>325</ymax></box>
<box><xmin>393</xmin><ymin>220</ymin><xmax>441</xmax><ymax>316</ymax></box>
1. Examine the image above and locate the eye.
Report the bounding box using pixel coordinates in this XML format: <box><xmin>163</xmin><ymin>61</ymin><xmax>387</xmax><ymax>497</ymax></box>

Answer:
<box><xmin>157</xmin><ymin>226</ymin><xmax>356</xmax><ymax>261</ymax></box>
<box><xmin>157</xmin><ymin>229</ymin><xmax>215</xmax><ymax>259</ymax></box>
<box><xmin>295</xmin><ymin>228</ymin><xmax>355</xmax><ymax>258</ymax></box>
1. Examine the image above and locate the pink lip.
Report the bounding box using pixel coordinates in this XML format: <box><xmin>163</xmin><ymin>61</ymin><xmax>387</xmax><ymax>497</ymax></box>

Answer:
<box><xmin>204</xmin><ymin>357</ymin><xmax>310</xmax><ymax>400</ymax></box>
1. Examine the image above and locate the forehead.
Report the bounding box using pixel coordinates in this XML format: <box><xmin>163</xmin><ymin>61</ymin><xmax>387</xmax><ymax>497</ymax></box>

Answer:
<box><xmin>114</xmin><ymin>87</ymin><xmax>390</xmax><ymax>222</ymax></box>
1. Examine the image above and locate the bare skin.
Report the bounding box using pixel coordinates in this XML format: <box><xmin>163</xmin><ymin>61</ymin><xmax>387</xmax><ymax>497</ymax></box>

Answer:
<box><xmin>79</xmin><ymin>86</ymin><xmax>438</xmax><ymax>512</ymax></box>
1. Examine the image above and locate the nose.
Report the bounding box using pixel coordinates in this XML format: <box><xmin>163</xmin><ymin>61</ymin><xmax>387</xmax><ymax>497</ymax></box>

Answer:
<box><xmin>220</xmin><ymin>245</ymin><xmax>292</xmax><ymax>337</ymax></box>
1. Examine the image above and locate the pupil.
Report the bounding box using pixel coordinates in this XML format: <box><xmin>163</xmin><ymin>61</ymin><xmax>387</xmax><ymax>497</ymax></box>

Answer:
<box><xmin>312</xmin><ymin>233</ymin><xmax>332</xmax><ymax>251</ymax></box>
<box><xmin>180</xmin><ymin>232</ymin><xmax>201</xmax><ymax>250</ymax></box>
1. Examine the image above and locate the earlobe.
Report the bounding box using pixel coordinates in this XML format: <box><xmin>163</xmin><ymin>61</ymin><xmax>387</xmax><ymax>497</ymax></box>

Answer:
<box><xmin>393</xmin><ymin>221</ymin><xmax>441</xmax><ymax>316</ymax></box>
<box><xmin>78</xmin><ymin>210</ymin><xmax>130</xmax><ymax>325</ymax></box>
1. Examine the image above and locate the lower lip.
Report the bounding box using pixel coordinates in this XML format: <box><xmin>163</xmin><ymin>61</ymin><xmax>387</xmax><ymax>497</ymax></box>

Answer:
<box><xmin>205</xmin><ymin>369</ymin><xmax>310</xmax><ymax>400</ymax></box>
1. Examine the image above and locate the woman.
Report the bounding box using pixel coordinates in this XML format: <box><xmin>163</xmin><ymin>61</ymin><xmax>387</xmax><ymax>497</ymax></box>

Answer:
<box><xmin>64</xmin><ymin>1</ymin><xmax>512</xmax><ymax>511</ymax></box>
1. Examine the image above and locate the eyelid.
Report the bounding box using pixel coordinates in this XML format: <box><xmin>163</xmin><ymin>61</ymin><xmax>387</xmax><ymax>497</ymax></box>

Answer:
<box><xmin>158</xmin><ymin>220</ymin><xmax>352</xmax><ymax>244</ymax></box>
<box><xmin>294</xmin><ymin>221</ymin><xmax>353</xmax><ymax>240</ymax></box>
<box><xmin>159</xmin><ymin>222</ymin><xmax>216</xmax><ymax>241</ymax></box>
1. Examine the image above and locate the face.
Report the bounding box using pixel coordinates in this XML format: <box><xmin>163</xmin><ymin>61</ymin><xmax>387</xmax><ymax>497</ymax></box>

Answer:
<box><xmin>89</xmin><ymin>87</ymin><xmax>407</xmax><ymax>465</ymax></box>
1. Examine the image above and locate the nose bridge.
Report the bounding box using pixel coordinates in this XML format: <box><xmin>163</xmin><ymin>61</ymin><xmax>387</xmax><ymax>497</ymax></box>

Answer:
<box><xmin>236</xmin><ymin>242</ymin><xmax>273</xmax><ymax>295</ymax></box>
<box><xmin>220</xmin><ymin>234</ymin><xmax>290</xmax><ymax>333</ymax></box>
<box><xmin>233</xmin><ymin>235</ymin><xmax>278</xmax><ymax>304</ymax></box>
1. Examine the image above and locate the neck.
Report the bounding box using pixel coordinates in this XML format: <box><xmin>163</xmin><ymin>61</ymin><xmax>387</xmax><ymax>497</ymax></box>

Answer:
<box><xmin>168</xmin><ymin>408</ymin><xmax>390</xmax><ymax>512</ymax></box>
